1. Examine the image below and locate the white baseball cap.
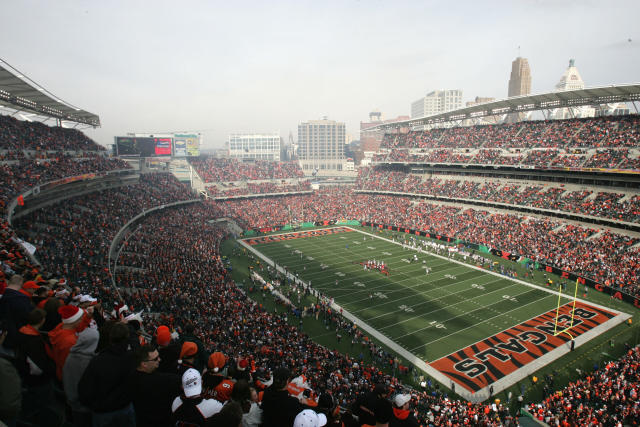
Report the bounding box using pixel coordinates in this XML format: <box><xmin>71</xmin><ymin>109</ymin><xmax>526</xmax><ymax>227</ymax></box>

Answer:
<box><xmin>293</xmin><ymin>409</ymin><xmax>327</xmax><ymax>427</ymax></box>
<box><xmin>182</xmin><ymin>368</ymin><xmax>202</xmax><ymax>398</ymax></box>
<box><xmin>394</xmin><ymin>393</ymin><xmax>412</xmax><ymax>407</ymax></box>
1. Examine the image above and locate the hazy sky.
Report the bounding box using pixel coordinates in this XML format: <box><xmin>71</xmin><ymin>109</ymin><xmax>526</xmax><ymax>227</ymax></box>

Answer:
<box><xmin>1</xmin><ymin>0</ymin><xmax>639</xmax><ymax>149</ymax></box>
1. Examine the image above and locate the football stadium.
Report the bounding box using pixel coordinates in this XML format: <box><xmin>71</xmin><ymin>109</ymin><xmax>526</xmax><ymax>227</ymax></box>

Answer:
<box><xmin>1</xmin><ymin>3</ymin><xmax>640</xmax><ymax>427</ymax></box>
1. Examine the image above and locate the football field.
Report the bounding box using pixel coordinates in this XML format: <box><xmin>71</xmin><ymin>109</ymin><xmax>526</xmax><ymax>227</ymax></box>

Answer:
<box><xmin>239</xmin><ymin>226</ymin><xmax>630</xmax><ymax>401</ymax></box>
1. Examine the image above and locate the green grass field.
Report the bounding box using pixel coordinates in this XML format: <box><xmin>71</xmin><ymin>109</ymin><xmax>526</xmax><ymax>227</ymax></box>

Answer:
<box><xmin>247</xmin><ymin>227</ymin><xmax>562</xmax><ymax>362</ymax></box>
<box><xmin>239</xmin><ymin>226</ymin><xmax>631</xmax><ymax>401</ymax></box>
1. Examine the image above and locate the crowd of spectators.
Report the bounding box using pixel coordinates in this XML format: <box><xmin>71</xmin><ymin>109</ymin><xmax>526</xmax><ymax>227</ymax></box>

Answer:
<box><xmin>372</xmin><ymin>146</ymin><xmax>638</xmax><ymax>170</ymax></box>
<box><xmin>381</xmin><ymin>115</ymin><xmax>640</xmax><ymax>150</ymax></box>
<box><xmin>189</xmin><ymin>157</ymin><xmax>304</xmax><ymax>183</ymax></box>
<box><xmin>0</xmin><ymin>115</ymin><xmax>105</xmax><ymax>151</ymax></box>
<box><xmin>356</xmin><ymin>167</ymin><xmax>640</xmax><ymax>223</ymax></box>
<box><xmin>376</xmin><ymin>115</ymin><xmax>640</xmax><ymax>171</ymax></box>
<box><xmin>528</xmin><ymin>345</ymin><xmax>640</xmax><ymax>426</ymax></box>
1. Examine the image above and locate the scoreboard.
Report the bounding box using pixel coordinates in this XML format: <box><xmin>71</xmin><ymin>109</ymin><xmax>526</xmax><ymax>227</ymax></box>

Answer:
<box><xmin>115</xmin><ymin>134</ymin><xmax>200</xmax><ymax>157</ymax></box>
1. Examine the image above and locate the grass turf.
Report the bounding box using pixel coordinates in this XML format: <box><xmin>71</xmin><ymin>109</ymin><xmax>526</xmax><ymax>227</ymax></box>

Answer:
<box><xmin>246</xmin><ymin>227</ymin><xmax>566</xmax><ymax>362</ymax></box>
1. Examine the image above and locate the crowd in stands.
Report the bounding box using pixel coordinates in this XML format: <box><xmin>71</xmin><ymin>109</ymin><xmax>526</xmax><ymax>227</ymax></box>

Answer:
<box><xmin>0</xmin><ymin>115</ymin><xmax>105</xmax><ymax>152</ymax></box>
<box><xmin>376</xmin><ymin>115</ymin><xmax>640</xmax><ymax>170</ymax></box>
<box><xmin>190</xmin><ymin>157</ymin><xmax>304</xmax><ymax>183</ymax></box>
<box><xmin>373</xmin><ymin>146</ymin><xmax>639</xmax><ymax>170</ymax></box>
<box><xmin>528</xmin><ymin>344</ymin><xmax>640</xmax><ymax>426</ymax></box>
<box><xmin>356</xmin><ymin>167</ymin><xmax>640</xmax><ymax>223</ymax></box>
<box><xmin>382</xmin><ymin>115</ymin><xmax>640</xmax><ymax>150</ymax></box>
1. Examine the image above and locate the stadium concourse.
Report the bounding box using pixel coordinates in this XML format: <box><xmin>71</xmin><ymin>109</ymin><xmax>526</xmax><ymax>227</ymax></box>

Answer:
<box><xmin>0</xmin><ymin>115</ymin><xmax>638</xmax><ymax>426</ymax></box>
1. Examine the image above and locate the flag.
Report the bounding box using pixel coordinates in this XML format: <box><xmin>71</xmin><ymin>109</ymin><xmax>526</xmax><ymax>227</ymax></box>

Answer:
<box><xmin>17</xmin><ymin>195</ymin><xmax>24</xmax><ymax>206</ymax></box>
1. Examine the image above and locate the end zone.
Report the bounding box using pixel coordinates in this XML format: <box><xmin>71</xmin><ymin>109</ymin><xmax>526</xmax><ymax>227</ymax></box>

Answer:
<box><xmin>430</xmin><ymin>300</ymin><xmax>631</xmax><ymax>400</ymax></box>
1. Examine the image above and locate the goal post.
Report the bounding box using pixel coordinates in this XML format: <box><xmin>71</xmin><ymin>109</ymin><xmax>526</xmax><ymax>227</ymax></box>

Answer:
<box><xmin>553</xmin><ymin>278</ymin><xmax>580</xmax><ymax>338</ymax></box>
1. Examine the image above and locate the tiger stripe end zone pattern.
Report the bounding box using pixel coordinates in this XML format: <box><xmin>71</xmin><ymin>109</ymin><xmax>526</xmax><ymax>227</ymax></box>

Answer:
<box><xmin>430</xmin><ymin>301</ymin><xmax>630</xmax><ymax>398</ymax></box>
<box><xmin>245</xmin><ymin>227</ymin><xmax>353</xmax><ymax>245</ymax></box>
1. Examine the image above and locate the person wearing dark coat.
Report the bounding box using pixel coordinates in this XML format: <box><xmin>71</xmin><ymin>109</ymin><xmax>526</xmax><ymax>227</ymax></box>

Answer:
<box><xmin>260</xmin><ymin>367</ymin><xmax>303</xmax><ymax>427</ymax></box>
<box><xmin>131</xmin><ymin>344</ymin><xmax>181</xmax><ymax>427</ymax></box>
<box><xmin>0</xmin><ymin>275</ymin><xmax>33</xmax><ymax>350</ymax></box>
<box><xmin>352</xmin><ymin>383</ymin><xmax>389</xmax><ymax>426</ymax></box>
<box><xmin>16</xmin><ymin>308</ymin><xmax>55</xmax><ymax>388</ymax></box>
<box><xmin>78</xmin><ymin>322</ymin><xmax>136</xmax><ymax>427</ymax></box>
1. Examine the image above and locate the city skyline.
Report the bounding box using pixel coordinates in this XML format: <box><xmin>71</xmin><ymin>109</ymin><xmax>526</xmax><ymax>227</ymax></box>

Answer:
<box><xmin>0</xmin><ymin>0</ymin><xmax>638</xmax><ymax>149</ymax></box>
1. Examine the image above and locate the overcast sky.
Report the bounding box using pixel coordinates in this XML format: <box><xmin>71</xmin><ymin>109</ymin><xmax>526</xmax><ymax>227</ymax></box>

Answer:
<box><xmin>1</xmin><ymin>0</ymin><xmax>639</xmax><ymax>149</ymax></box>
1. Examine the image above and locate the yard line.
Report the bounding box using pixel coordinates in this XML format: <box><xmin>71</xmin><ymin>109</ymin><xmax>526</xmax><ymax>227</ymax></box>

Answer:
<box><xmin>349</xmin><ymin>276</ymin><xmax>506</xmax><ymax>319</ymax></box>
<box><xmin>363</xmin><ymin>277</ymin><xmax>517</xmax><ymax>324</ymax></box>
<box><xmin>389</xmin><ymin>284</ymin><xmax>542</xmax><ymax>338</ymax></box>
<box><xmin>407</xmin><ymin>293</ymin><xmax>554</xmax><ymax>351</ymax></box>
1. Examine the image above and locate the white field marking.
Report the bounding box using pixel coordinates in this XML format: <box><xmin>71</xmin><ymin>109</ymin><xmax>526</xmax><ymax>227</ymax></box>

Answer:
<box><xmin>284</xmin><ymin>244</ymin><xmax>291</xmax><ymax>248</ymax></box>
<box><xmin>383</xmin><ymin>251</ymin><xmax>393</xmax><ymax>256</ymax></box>
<box><xmin>361</xmin><ymin>276</ymin><xmax>513</xmax><ymax>324</ymax></box>
<box><xmin>354</xmin><ymin>281</ymin><xmax>366</xmax><ymax>288</ymax></box>
<box><xmin>348</xmin><ymin>270</ymin><xmax>502</xmax><ymax>313</ymax></box>
<box><xmin>401</xmin><ymin>258</ymin><xmax>410</xmax><ymax>263</ymax></box>
<box><xmin>311</xmin><ymin>263</ymin><xmax>471</xmax><ymax>299</ymax></box>
<box><xmin>406</xmin><ymin>292</ymin><xmax>553</xmax><ymax>350</ymax></box>
<box><xmin>306</xmin><ymin>256</ymin><xmax>314</xmax><ymax>261</ymax></box>
<box><xmin>367</xmin><ymin>246</ymin><xmax>376</xmax><ymax>250</ymax></box>
<box><xmin>353</xmin><ymin>241</ymin><xmax>361</xmax><ymax>245</ymax></box>
<box><xmin>374</xmin><ymin>279</ymin><xmax>531</xmax><ymax>331</ymax></box>
<box><xmin>340</xmin><ymin>236</ymin><xmax>346</xmax><ymax>239</ymax></box>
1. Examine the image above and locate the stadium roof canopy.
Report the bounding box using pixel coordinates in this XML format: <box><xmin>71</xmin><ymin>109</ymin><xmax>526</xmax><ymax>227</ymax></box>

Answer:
<box><xmin>368</xmin><ymin>83</ymin><xmax>640</xmax><ymax>132</ymax></box>
<box><xmin>0</xmin><ymin>59</ymin><xmax>100</xmax><ymax>127</ymax></box>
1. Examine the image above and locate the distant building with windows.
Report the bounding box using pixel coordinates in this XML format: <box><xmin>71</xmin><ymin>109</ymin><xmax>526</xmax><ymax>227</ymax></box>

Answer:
<box><xmin>227</xmin><ymin>133</ymin><xmax>281</xmax><ymax>161</ymax></box>
<box><xmin>411</xmin><ymin>90</ymin><xmax>463</xmax><ymax>118</ymax></box>
<box><xmin>297</xmin><ymin>118</ymin><xmax>345</xmax><ymax>173</ymax></box>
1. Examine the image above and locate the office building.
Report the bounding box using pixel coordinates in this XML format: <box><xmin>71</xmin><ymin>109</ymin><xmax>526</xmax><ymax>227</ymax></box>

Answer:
<box><xmin>297</xmin><ymin>118</ymin><xmax>345</xmax><ymax>172</ymax></box>
<box><xmin>411</xmin><ymin>90</ymin><xmax>463</xmax><ymax>118</ymax></box>
<box><xmin>227</xmin><ymin>133</ymin><xmax>281</xmax><ymax>161</ymax></box>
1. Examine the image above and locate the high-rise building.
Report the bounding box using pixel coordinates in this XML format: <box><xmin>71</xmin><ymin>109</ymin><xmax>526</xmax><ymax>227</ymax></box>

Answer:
<box><xmin>508</xmin><ymin>57</ymin><xmax>531</xmax><ymax>97</ymax></box>
<box><xmin>552</xmin><ymin>59</ymin><xmax>594</xmax><ymax>119</ymax></box>
<box><xmin>227</xmin><ymin>133</ymin><xmax>281</xmax><ymax>161</ymax></box>
<box><xmin>297</xmin><ymin>118</ymin><xmax>345</xmax><ymax>173</ymax></box>
<box><xmin>411</xmin><ymin>90</ymin><xmax>463</xmax><ymax>118</ymax></box>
